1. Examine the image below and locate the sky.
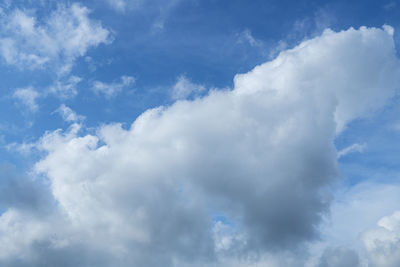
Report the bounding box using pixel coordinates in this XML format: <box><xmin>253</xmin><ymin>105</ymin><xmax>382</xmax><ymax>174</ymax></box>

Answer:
<box><xmin>1</xmin><ymin>0</ymin><xmax>400</xmax><ymax>266</ymax></box>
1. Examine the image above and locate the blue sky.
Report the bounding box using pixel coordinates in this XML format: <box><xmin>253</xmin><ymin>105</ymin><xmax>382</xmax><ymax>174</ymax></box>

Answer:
<box><xmin>1</xmin><ymin>1</ymin><xmax>400</xmax><ymax>266</ymax></box>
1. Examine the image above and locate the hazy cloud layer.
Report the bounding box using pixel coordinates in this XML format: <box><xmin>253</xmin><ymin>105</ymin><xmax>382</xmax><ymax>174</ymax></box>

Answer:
<box><xmin>0</xmin><ymin>26</ymin><xmax>399</xmax><ymax>266</ymax></box>
<box><xmin>318</xmin><ymin>247</ymin><xmax>360</xmax><ymax>267</ymax></box>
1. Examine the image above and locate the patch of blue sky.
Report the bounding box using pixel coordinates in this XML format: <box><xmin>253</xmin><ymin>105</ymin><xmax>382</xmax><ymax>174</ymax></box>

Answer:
<box><xmin>335</xmin><ymin>94</ymin><xmax>400</xmax><ymax>186</ymax></box>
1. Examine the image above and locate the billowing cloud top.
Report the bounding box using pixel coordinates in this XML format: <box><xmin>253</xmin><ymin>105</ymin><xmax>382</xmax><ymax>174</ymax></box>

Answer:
<box><xmin>1</xmin><ymin>26</ymin><xmax>399</xmax><ymax>267</ymax></box>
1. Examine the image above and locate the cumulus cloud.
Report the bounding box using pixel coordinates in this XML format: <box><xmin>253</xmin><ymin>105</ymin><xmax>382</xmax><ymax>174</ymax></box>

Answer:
<box><xmin>362</xmin><ymin>211</ymin><xmax>400</xmax><ymax>267</ymax></box>
<box><xmin>0</xmin><ymin>26</ymin><xmax>399</xmax><ymax>266</ymax></box>
<box><xmin>171</xmin><ymin>75</ymin><xmax>206</xmax><ymax>100</ymax></box>
<box><xmin>92</xmin><ymin>75</ymin><xmax>135</xmax><ymax>98</ymax></box>
<box><xmin>0</xmin><ymin>3</ymin><xmax>111</xmax><ymax>74</ymax></box>
<box><xmin>13</xmin><ymin>87</ymin><xmax>40</xmax><ymax>112</ymax></box>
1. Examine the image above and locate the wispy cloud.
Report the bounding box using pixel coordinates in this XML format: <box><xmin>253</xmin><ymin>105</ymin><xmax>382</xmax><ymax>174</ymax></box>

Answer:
<box><xmin>56</xmin><ymin>104</ymin><xmax>85</xmax><ymax>123</ymax></box>
<box><xmin>13</xmin><ymin>87</ymin><xmax>40</xmax><ymax>112</ymax></box>
<box><xmin>92</xmin><ymin>75</ymin><xmax>135</xmax><ymax>98</ymax></box>
<box><xmin>337</xmin><ymin>143</ymin><xmax>367</xmax><ymax>158</ymax></box>
<box><xmin>48</xmin><ymin>76</ymin><xmax>82</xmax><ymax>99</ymax></box>
<box><xmin>171</xmin><ymin>75</ymin><xmax>205</xmax><ymax>100</ymax></box>
<box><xmin>237</xmin><ymin>29</ymin><xmax>263</xmax><ymax>47</ymax></box>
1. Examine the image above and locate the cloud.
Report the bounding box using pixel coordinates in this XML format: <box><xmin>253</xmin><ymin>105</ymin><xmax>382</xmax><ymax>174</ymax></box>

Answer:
<box><xmin>103</xmin><ymin>0</ymin><xmax>181</xmax><ymax>30</ymax></box>
<box><xmin>317</xmin><ymin>247</ymin><xmax>360</xmax><ymax>267</ymax></box>
<box><xmin>6</xmin><ymin>142</ymin><xmax>36</xmax><ymax>155</ymax></box>
<box><xmin>0</xmin><ymin>3</ymin><xmax>111</xmax><ymax>74</ymax></box>
<box><xmin>337</xmin><ymin>143</ymin><xmax>366</xmax><ymax>158</ymax></box>
<box><xmin>0</xmin><ymin>26</ymin><xmax>399</xmax><ymax>266</ymax></box>
<box><xmin>48</xmin><ymin>76</ymin><xmax>82</xmax><ymax>99</ymax></box>
<box><xmin>13</xmin><ymin>87</ymin><xmax>40</xmax><ymax>112</ymax></box>
<box><xmin>106</xmin><ymin>0</ymin><xmax>128</xmax><ymax>12</ymax></box>
<box><xmin>0</xmin><ymin>164</ymin><xmax>53</xmax><ymax>213</ymax></box>
<box><xmin>92</xmin><ymin>75</ymin><xmax>135</xmax><ymax>98</ymax></box>
<box><xmin>306</xmin><ymin>181</ymin><xmax>400</xmax><ymax>267</ymax></box>
<box><xmin>171</xmin><ymin>75</ymin><xmax>206</xmax><ymax>100</ymax></box>
<box><xmin>237</xmin><ymin>29</ymin><xmax>263</xmax><ymax>47</ymax></box>
<box><xmin>362</xmin><ymin>211</ymin><xmax>400</xmax><ymax>267</ymax></box>
<box><xmin>56</xmin><ymin>104</ymin><xmax>85</xmax><ymax>123</ymax></box>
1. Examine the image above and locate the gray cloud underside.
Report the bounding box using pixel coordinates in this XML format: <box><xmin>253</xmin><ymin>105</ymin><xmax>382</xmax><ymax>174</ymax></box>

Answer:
<box><xmin>0</xmin><ymin>26</ymin><xmax>399</xmax><ymax>267</ymax></box>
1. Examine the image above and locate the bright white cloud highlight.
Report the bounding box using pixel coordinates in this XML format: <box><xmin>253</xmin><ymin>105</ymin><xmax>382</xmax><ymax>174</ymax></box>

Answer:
<box><xmin>0</xmin><ymin>26</ymin><xmax>399</xmax><ymax>267</ymax></box>
<box><xmin>0</xmin><ymin>4</ymin><xmax>111</xmax><ymax>73</ymax></box>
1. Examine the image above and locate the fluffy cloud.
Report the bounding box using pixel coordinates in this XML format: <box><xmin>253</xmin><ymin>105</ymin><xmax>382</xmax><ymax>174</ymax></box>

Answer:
<box><xmin>0</xmin><ymin>26</ymin><xmax>399</xmax><ymax>266</ymax></box>
<box><xmin>92</xmin><ymin>75</ymin><xmax>135</xmax><ymax>98</ymax></box>
<box><xmin>362</xmin><ymin>211</ymin><xmax>400</xmax><ymax>267</ymax></box>
<box><xmin>0</xmin><ymin>3</ymin><xmax>111</xmax><ymax>74</ymax></box>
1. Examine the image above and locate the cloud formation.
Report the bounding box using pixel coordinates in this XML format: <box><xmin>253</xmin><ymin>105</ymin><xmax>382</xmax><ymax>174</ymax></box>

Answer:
<box><xmin>363</xmin><ymin>211</ymin><xmax>400</xmax><ymax>267</ymax></box>
<box><xmin>0</xmin><ymin>26</ymin><xmax>399</xmax><ymax>266</ymax></box>
<box><xmin>92</xmin><ymin>75</ymin><xmax>135</xmax><ymax>98</ymax></box>
<box><xmin>337</xmin><ymin>143</ymin><xmax>366</xmax><ymax>158</ymax></box>
<box><xmin>317</xmin><ymin>247</ymin><xmax>360</xmax><ymax>267</ymax></box>
<box><xmin>56</xmin><ymin>104</ymin><xmax>85</xmax><ymax>123</ymax></box>
<box><xmin>171</xmin><ymin>75</ymin><xmax>206</xmax><ymax>100</ymax></box>
<box><xmin>13</xmin><ymin>87</ymin><xmax>40</xmax><ymax>112</ymax></box>
<box><xmin>0</xmin><ymin>3</ymin><xmax>111</xmax><ymax>74</ymax></box>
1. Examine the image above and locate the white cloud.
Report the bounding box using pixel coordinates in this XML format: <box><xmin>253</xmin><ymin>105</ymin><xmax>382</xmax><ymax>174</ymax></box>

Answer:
<box><xmin>0</xmin><ymin>4</ymin><xmax>111</xmax><ymax>74</ymax></box>
<box><xmin>6</xmin><ymin>142</ymin><xmax>36</xmax><ymax>155</ymax></box>
<box><xmin>13</xmin><ymin>87</ymin><xmax>40</xmax><ymax>112</ymax></box>
<box><xmin>92</xmin><ymin>75</ymin><xmax>135</xmax><ymax>98</ymax></box>
<box><xmin>362</xmin><ymin>211</ymin><xmax>400</xmax><ymax>267</ymax></box>
<box><xmin>337</xmin><ymin>143</ymin><xmax>366</xmax><ymax>158</ymax></box>
<box><xmin>307</xmin><ymin>181</ymin><xmax>400</xmax><ymax>267</ymax></box>
<box><xmin>48</xmin><ymin>76</ymin><xmax>82</xmax><ymax>98</ymax></box>
<box><xmin>0</xmin><ymin>26</ymin><xmax>399</xmax><ymax>266</ymax></box>
<box><xmin>171</xmin><ymin>75</ymin><xmax>205</xmax><ymax>100</ymax></box>
<box><xmin>56</xmin><ymin>104</ymin><xmax>85</xmax><ymax>123</ymax></box>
